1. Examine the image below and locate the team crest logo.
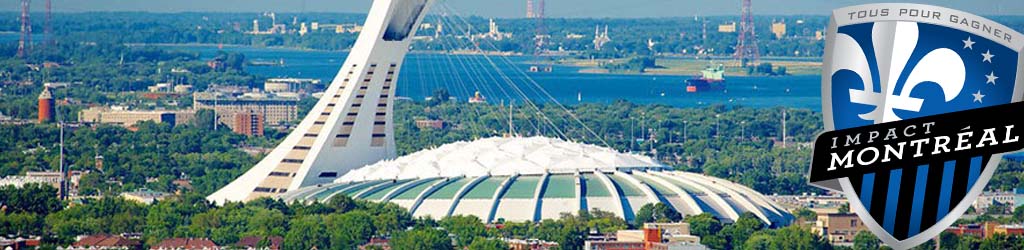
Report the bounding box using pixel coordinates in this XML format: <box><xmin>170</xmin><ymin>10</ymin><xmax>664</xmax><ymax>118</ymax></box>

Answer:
<box><xmin>810</xmin><ymin>3</ymin><xmax>1024</xmax><ymax>249</ymax></box>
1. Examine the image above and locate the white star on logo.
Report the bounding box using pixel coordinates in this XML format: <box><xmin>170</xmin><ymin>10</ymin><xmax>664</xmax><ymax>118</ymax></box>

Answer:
<box><xmin>986</xmin><ymin>72</ymin><xmax>999</xmax><ymax>85</ymax></box>
<box><xmin>963</xmin><ymin>37</ymin><xmax>975</xmax><ymax>50</ymax></box>
<box><xmin>973</xmin><ymin>90</ymin><xmax>986</xmax><ymax>103</ymax></box>
<box><xmin>982</xmin><ymin>50</ymin><xmax>995</xmax><ymax>63</ymax></box>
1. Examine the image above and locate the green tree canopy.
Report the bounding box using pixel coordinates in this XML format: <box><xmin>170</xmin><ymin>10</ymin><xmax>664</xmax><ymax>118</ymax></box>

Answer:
<box><xmin>0</xmin><ymin>184</ymin><xmax>63</xmax><ymax>215</ymax></box>
<box><xmin>467</xmin><ymin>237</ymin><xmax>508</xmax><ymax>250</ymax></box>
<box><xmin>283</xmin><ymin>215</ymin><xmax>328</xmax><ymax>250</ymax></box>
<box><xmin>325</xmin><ymin>210</ymin><xmax>376</xmax><ymax>250</ymax></box>
<box><xmin>390</xmin><ymin>227</ymin><xmax>453</xmax><ymax>250</ymax></box>
<box><xmin>634</xmin><ymin>203</ymin><xmax>683</xmax><ymax>225</ymax></box>
<box><xmin>439</xmin><ymin>215</ymin><xmax>488</xmax><ymax>247</ymax></box>
<box><xmin>684</xmin><ymin>213</ymin><xmax>723</xmax><ymax>237</ymax></box>
<box><xmin>852</xmin><ymin>231</ymin><xmax>879</xmax><ymax>250</ymax></box>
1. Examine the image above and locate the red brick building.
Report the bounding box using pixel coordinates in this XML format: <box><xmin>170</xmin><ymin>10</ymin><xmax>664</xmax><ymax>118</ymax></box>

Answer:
<box><xmin>71</xmin><ymin>234</ymin><xmax>141</xmax><ymax>250</ymax></box>
<box><xmin>0</xmin><ymin>237</ymin><xmax>40</xmax><ymax>250</ymax></box>
<box><xmin>235</xmin><ymin>236</ymin><xmax>282</xmax><ymax>250</ymax></box>
<box><xmin>233</xmin><ymin>112</ymin><xmax>265</xmax><ymax>137</ymax></box>
<box><xmin>151</xmin><ymin>238</ymin><xmax>219</xmax><ymax>250</ymax></box>
<box><xmin>946</xmin><ymin>222</ymin><xmax>1024</xmax><ymax>238</ymax></box>
<box><xmin>359</xmin><ymin>238</ymin><xmax>390</xmax><ymax>250</ymax></box>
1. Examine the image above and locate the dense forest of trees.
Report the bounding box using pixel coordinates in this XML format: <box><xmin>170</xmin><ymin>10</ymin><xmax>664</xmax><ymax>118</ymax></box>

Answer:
<box><xmin>0</xmin><ymin>118</ymin><xmax>256</xmax><ymax>196</ymax></box>
<box><xmin>5</xmin><ymin>184</ymin><xmax>1024</xmax><ymax>249</ymax></box>
<box><xmin>0</xmin><ymin>40</ymin><xmax>259</xmax><ymax>120</ymax></box>
<box><xmin>1</xmin><ymin>184</ymin><xmax>837</xmax><ymax>250</ymax></box>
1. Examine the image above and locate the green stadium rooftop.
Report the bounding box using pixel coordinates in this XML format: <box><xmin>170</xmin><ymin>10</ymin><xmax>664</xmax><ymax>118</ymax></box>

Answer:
<box><xmin>281</xmin><ymin>136</ymin><xmax>792</xmax><ymax>226</ymax></box>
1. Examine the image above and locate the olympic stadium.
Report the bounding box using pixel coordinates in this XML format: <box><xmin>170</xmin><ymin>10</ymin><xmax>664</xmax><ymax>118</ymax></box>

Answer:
<box><xmin>206</xmin><ymin>0</ymin><xmax>792</xmax><ymax>226</ymax></box>
<box><xmin>280</xmin><ymin>136</ymin><xmax>791</xmax><ymax>225</ymax></box>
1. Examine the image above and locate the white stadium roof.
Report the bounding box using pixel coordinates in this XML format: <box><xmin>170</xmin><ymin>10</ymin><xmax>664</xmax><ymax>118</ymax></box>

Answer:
<box><xmin>285</xmin><ymin>136</ymin><xmax>792</xmax><ymax>225</ymax></box>
<box><xmin>338</xmin><ymin>136</ymin><xmax>661</xmax><ymax>182</ymax></box>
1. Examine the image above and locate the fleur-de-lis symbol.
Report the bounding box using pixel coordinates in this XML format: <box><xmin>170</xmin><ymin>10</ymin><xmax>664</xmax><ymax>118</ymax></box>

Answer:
<box><xmin>831</xmin><ymin>22</ymin><xmax>966</xmax><ymax>123</ymax></box>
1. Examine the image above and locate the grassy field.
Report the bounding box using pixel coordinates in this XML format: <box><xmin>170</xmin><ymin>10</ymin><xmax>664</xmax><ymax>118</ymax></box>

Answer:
<box><xmin>560</xmin><ymin>57</ymin><xmax>823</xmax><ymax>76</ymax></box>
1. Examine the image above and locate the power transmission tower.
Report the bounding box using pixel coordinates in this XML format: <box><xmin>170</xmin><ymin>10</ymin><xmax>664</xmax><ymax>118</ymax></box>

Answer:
<box><xmin>734</xmin><ymin>0</ymin><xmax>760</xmax><ymax>67</ymax></box>
<box><xmin>45</xmin><ymin>0</ymin><xmax>53</xmax><ymax>47</ymax></box>
<box><xmin>526</xmin><ymin>0</ymin><xmax>534</xmax><ymax>18</ymax></box>
<box><xmin>529</xmin><ymin>0</ymin><xmax>552</xmax><ymax>72</ymax></box>
<box><xmin>17</xmin><ymin>0</ymin><xmax>31</xmax><ymax>58</ymax></box>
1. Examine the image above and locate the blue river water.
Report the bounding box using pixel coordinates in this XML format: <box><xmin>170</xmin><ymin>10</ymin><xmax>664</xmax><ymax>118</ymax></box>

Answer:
<box><xmin>166</xmin><ymin>45</ymin><xmax>825</xmax><ymax>110</ymax></box>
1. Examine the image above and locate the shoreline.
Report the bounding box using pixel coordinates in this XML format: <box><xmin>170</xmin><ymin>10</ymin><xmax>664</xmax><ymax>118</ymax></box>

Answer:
<box><xmin>562</xmin><ymin>57</ymin><xmax>824</xmax><ymax>77</ymax></box>
<box><xmin>130</xmin><ymin>43</ymin><xmax>523</xmax><ymax>56</ymax></box>
<box><xmin>132</xmin><ymin>42</ymin><xmax>823</xmax><ymax>76</ymax></box>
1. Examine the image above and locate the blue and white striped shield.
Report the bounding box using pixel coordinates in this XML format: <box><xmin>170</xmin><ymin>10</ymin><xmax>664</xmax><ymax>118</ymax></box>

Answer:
<box><xmin>815</xmin><ymin>3</ymin><xmax>1024</xmax><ymax>249</ymax></box>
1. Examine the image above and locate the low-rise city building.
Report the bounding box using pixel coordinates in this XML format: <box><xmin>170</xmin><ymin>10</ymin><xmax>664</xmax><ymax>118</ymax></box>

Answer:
<box><xmin>150</xmin><ymin>238</ymin><xmax>219</xmax><ymax>250</ymax></box>
<box><xmin>946</xmin><ymin>222</ymin><xmax>1024</xmax><ymax>238</ymax></box>
<box><xmin>718</xmin><ymin>22</ymin><xmax>737</xmax><ymax>33</ymax></box>
<box><xmin>642</xmin><ymin>222</ymin><xmax>700</xmax><ymax>244</ymax></box>
<box><xmin>505</xmin><ymin>238</ymin><xmax>558</xmax><ymax>250</ymax></box>
<box><xmin>235</xmin><ymin>236</ymin><xmax>282</xmax><ymax>250</ymax></box>
<box><xmin>770</xmin><ymin>20</ymin><xmax>787</xmax><ymax>39</ymax></box>
<box><xmin>358</xmin><ymin>238</ymin><xmax>390</xmax><ymax>250</ymax></box>
<box><xmin>148</xmin><ymin>83</ymin><xmax>173</xmax><ymax>93</ymax></box>
<box><xmin>768</xmin><ymin>194</ymin><xmax>848</xmax><ymax>214</ymax></box>
<box><xmin>414</xmin><ymin>119</ymin><xmax>447</xmax><ymax>129</ymax></box>
<box><xmin>193</xmin><ymin>92</ymin><xmax>299</xmax><ymax>130</ymax></box>
<box><xmin>148</xmin><ymin>82</ymin><xmax>192</xmax><ymax>93</ymax></box>
<box><xmin>263</xmin><ymin>78</ymin><xmax>321</xmax><ymax>94</ymax></box>
<box><xmin>947</xmin><ymin>223</ymin><xmax>988</xmax><ymax>237</ymax></box>
<box><xmin>584</xmin><ymin>223</ymin><xmax>706</xmax><ymax>250</ymax></box>
<box><xmin>0</xmin><ymin>171</ymin><xmax>83</xmax><ymax>196</ymax></box>
<box><xmin>174</xmin><ymin>85</ymin><xmax>194</xmax><ymax>93</ymax></box>
<box><xmin>69</xmin><ymin>234</ymin><xmax>141</xmax><ymax>250</ymax></box>
<box><xmin>812</xmin><ymin>213</ymin><xmax>866</xmax><ymax>244</ymax></box>
<box><xmin>0</xmin><ymin>237</ymin><xmax>41</xmax><ymax>250</ymax></box>
<box><xmin>973</xmin><ymin>190</ymin><xmax>1016</xmax><ymax>213</ymax></box>
<box><xmin>79</xmin><ymin>106</ymin><xmax>196</xmax><ymax>127</ymax></box>
<box><xmin>993</xmin><ymin>224</ymin><xmax>1024</xmax><ymax>236</ymax></box>
<box><xmin>121</xmin><ymin>188</ymin><xmax>172</xmax><ymax>205</ymax></box>
<box><xmin>314</xmin><ymin>23</ymin><xmax>362</xmax><ymax>34</ymax></box>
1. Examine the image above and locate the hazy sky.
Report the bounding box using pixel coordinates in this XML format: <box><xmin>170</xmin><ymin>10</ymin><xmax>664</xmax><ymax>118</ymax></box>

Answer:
<box><xmin>5</xmin><ymin>0</ymin><xmax>1024</xmax><ymax>18</ymax></box>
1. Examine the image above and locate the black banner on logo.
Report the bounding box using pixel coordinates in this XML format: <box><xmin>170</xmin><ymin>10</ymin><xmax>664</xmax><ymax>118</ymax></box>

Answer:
<box><xmin>810</xmin><ymin>102</ymin><xmax>1024</xmax><ymax>187</ymax></box>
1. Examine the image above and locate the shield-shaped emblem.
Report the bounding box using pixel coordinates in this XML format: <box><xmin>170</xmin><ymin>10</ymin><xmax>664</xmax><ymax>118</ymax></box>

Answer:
<box><xmin>818</xmin><ymin>3</ymin><xmax>1024</xmax><ymax>249</ymax></box>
